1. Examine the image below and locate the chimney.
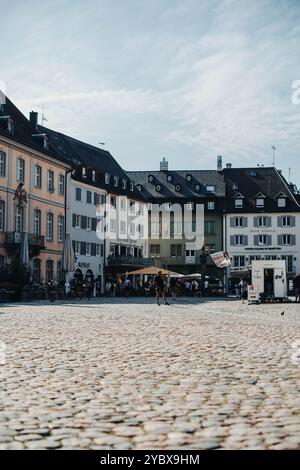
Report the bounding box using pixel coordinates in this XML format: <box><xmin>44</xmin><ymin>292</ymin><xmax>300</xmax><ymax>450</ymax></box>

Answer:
<box><xmin>226</xmin><ymin>163</ymin><xmax>232</xmax><ymax>169</ymax></box>
<box><xmin>217</xmin><ymin>155</ymin><xmax>223</xmax><ymax>171</ymax></box>
<box><xmin>29</xmin><ymin>111</ymin><xmax>38</xmax><ymax>129</ymax></box>
<box><xmin>160</xmin><ymin>157</ymin><xmax>168</xmax><ymax>171</ymax></box>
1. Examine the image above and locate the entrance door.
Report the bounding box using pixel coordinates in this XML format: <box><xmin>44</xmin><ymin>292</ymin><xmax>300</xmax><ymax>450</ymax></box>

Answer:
<box><xmin>264</xmin><ymin>269</ymin><xmax>274</xmax><ymax>296</ymax></box>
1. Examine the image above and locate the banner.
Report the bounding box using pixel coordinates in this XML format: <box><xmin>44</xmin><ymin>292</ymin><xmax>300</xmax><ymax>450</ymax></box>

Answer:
<box><xmin>210</xmin><ymin>251</ymin><xmax>231</xmax><ymax>268</ymax></box>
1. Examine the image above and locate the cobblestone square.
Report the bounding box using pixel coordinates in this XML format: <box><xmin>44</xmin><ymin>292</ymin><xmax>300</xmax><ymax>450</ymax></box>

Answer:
<box><xmin>0</xmin><ymin>298</ymin><xmax>299</xmax><ymax>450</ymax></box>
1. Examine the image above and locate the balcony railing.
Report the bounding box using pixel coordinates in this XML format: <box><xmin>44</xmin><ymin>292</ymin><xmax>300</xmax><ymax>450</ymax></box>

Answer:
<box><xmin>107</xmin><ymin>255</ymin><xmax>152</xmax><ymax>267</ymax></box>
<box><xmin>5</xmin><ymin>232</ymin><xmax>45</xmax><ymax>248</ymax></box>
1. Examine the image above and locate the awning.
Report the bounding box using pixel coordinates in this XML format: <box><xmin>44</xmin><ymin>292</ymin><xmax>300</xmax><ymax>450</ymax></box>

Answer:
<box><xmin>127</xmin><ymin>266</ymin><xmax>182</xmax><ymax>276</ymax></box>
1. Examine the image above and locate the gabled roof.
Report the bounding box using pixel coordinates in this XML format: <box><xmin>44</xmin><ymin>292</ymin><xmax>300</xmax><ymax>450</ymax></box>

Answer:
<box><xmin>223</xmin><ymin>167</ymin><xmax>300</xmax><ymax>212</ymax></box>
<box><xmin>0</xmin><ymin>96</ymin><xmax>70</xmax><ymax>166</ymax></box>
<box><xmin>40</xmin><ymin>126</ymin><xmax>144</xmax><ymax>200</ymax></box>
<box><xmin>127</xmin><ymin>170</ymin><xmax>225</xmax><ymax>202</ymax></box>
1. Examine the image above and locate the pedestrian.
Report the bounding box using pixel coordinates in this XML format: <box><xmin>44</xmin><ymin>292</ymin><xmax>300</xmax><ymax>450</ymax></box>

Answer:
<box><xmin>241</xmin><ymin>285</ymin><xmax>248</xmax><ymax>304</ymax></box>
<box><xmin>203</xmin><ymin>279</ymin><xmax>209</xmax><ymax>296</ymax></box>
<box><xmin>123</xmin><ymin>278</ymin><xmax>131</xmax><ymax>298</ymax></box>
<box><xmin>154</xmin><ymin>271</ymin><xmax>169</xmax><ymax>306</ymax></box>
<box><xmin>294</xmin><ymin>273</ymin><xmax>300</xmax><ymax>302</ymax></box>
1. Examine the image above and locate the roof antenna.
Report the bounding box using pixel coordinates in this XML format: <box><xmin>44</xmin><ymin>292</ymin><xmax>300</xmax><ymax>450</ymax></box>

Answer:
<box><xmin>271</xmin><ymin>145</ymin><xmax>277</xmax><ymax>167</ymax></box>
<box><xmin>41</xmin><ymin>104</ymin><xmax>48</xmax><ymax>126</ymax></box>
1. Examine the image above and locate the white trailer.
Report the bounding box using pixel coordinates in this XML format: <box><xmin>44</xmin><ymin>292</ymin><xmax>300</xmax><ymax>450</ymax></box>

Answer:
<box><xmin>249</xmin><ymin>260</ymin><xmax>289</xmax><ymax>303</ymax></box>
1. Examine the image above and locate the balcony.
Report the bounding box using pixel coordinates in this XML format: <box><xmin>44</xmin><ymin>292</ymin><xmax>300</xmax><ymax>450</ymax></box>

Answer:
<box><xmin>5</xmin><ymin>232</ymin><xmax>45</xmax><ymax>249</ymax></box>
<box><xmin>107</xmin><ymin>255</ymin><xmax>152</xmax><ymax>267</ymax></box>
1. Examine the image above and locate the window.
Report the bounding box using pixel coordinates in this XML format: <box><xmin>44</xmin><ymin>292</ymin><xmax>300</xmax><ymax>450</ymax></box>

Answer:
<box><xmin>96</xmin><ymin>244</ymin><xmax>100</xmax><ymax>256</ymax></box>
<box><xmin>195</xmin><ymin>184</ymin><xmax>201</xmax><ymax>191</ymax></box>
<box><xmin>58</xmin><ymin>174</ymin><xmax>64</xmax><ymax>195</ymax></box>
<box><xmin>186</xmin><ymin>174</ymin><xmax>192</xmax><ymax>182</ymax></box>
<box><xmin>58</xmin><ymin>215</ymin><xmax>64</xmax><ymax>242</ymax></box>
<box><xmin>185</xmin><ymin>202</ymin><xmax>193</xmax><ymax>211</ymax></box>
<box><xmin>258</xmin><ymin>216</ymin><xmax>267</xmax><ymax>227</ymax></box>
<box><xmin>34</xmin><ymin>209</ymin><xmax>41</xmax><ymax>236</ymax></box>
<box><xmin>206</xmin><ymin>185</ymin><xmax>215</xmax><ymax>192</ymax></box>
<box><xmin>0</xmin><ymin>151</ymin><xmax>6</xmax><ymax>176</ymax></box>
<box><xmin>94</xmin><ymin>193</ymin><xmax>100</xmax><ymax>205</ymax></box>
<box><xmin>171</xmin><ymin>245</ymin><xmax>182</xmax><ymax>257</ymax></box>
<box><xmin>165</xmin><ymin>203</ymin><xmax>171</xmax><ymax>211</ymax></box>
<box><xmin>122</xmin><ymin>179</ymin><xmax>127</xmax><ymax>189</ymax></box>
<box><xmin>137</xmin><ymin>224</ymin><xmax>144</xmax><ymax>237</ymax></box>
<box><xmin>120</xmin><ymin>220</ymin><xmax>126</xmax><ymax>234</ymax></box>
<box><xmin>283</xmin><ymin>234</ymin><xmax>292</xmax><ymax>245</ymax></box>
<box><xmin>278</xmin><ymin>197</ymin><xmax>286</xmax><ymax>208</ymax></box>
<box><xmin>138</xmin><ymin>204</ymin><xmax>144</xmax><ymax>215</ymax></box>
<box><xmin>46</xmin><ymin>212</ymin><xmax>54</xmax><ymax>240</ymax></box>
<box><xmin>207</xmin><ymin>201</ymin><xmax>215</xmax><ymax>210</ymax></box>
<box><xmin>82</xmin><ymin>167</ymin><xmax>86</xmax><ymax>178</ymax></box>
<box><xmin>256</xmin><ymin>198</ymin><xmax>265</xmax><ymax>208</ymax></box>
<box><xmin>130</xmin><ymin>223</ymin><xmax>135</xmax><ymax>236</ymax></box>
<box><xmin>120</xmin><ymin>198</ymin><xmax>126</xmax><ymax>211</ymax></box>
<box><xmin>204</xmin><ymin>221</ymin><xmax>216</xmax><ymax>235</ymax></box>
<box><xmin>86</xmin><ymin>217</ymin><xmax>91</xmax><ymax>230</ymax></box>
<box><xmin>282</xmin><ymin>216</ymin><xmax>291</xmax><ymax>227</ymax></box>
<box><xmin>14</xmin><ymin>205</ymin><xmax>23</xmax><ymax>233</ymax></box>
<box><xmin>111</xmin><ymin>196</ymin><xmax>116</xmax><ymax>208</ymax></box>
<box><xmin>74</xmin><ymin>214</ymin><xmax>80</xmax><ymax>228</ymax></box>
<box><xmin>86</xmin><ymin>191</ymin><xmax>92</xmax><ymax>204</ymax></box>
<box><xmin>114</xmin><ymin>176</ymin><xmax>118</xmax><ymax>187</ymax></box>
<box><xmin>234</xmin><ymin>256</ymin><xmax>245</xmax><ymax>268</ymax></box>
<box><xmin>74</xmin><ymin>241</ymin><xmax>80</xmax><ymax>255</ymax></box>
<box><xmin>32</xmin><ymin>259</ymin><xmax>41</xmax><ymax>284</ymax></box>
<box><xmin>150</xmin><ymin>245</ymin><xmax>160</xmax><ymax>257</ymax></box>
<box><xmin>92</xmin><ymin>170</ymin><xmax>96</xmax><ymax>182</ymax></box>
<box><xmin>130</xmin><ymin>182</ymin><xmax>134</xmax><ymax>191</ymax></box>
<box><xmin>235</xmin><ymin>217</ymin><xmax>244</xmax><ymax>227</ymax></box>
<box><xmin>0</xmin><ymin>201</ymin><xmax>5</xmax><ymax>231</ymax></box>
<box><xmin>232</xmin><ymin>183</ymin><xmax>239</xmax><ymax>190</ymax></box>
<box><xmin>75</xmin><ymin>188</ymin><xmax>81</xmax><ymax>201</ymax></box>
<box><xmin>48</xmin><ymin>170</ymin><xmax>54</xmax><ymax>192</ymax></box>
<box><xmin>86</xmin><ymin>242</ymin><xmax>91</xmax><ymax>256</ymax></box>
<box><xmin>129</xmin><ymin>200</ymin><xmax>135</xmax><ymax>213</ymax></box>
<box><xmin>148</xmin><ymin>175</ymin><xmax>154</xmax><ymax>183</ymax></box>
<box><xmin>46</xmin><ymin>260</ymin><xmax>54</xmax><ymax>282</ymax></box>
<box><xmin>110</xmin><ymin>219</ymin><xmax>116</xmax><ymax>232</ymax></box>
<box><xmin>258</xmin><ymin>235</ymin><xmax>267</xmax><ymax>245</ymax></box>
<box><xmin>235</xmin><ymin>198</ymin><xmax>243</xmax><ymax>209</ymax></box>
<box><xmin>105</xmin><ymin>173</ymin><xmax>110</xmax><ymax>184</ymax></box>
<box><xmin>235</xmin><ymin>235</ymin><xmax>244</xmax><ymax>245</ymax></box>
<box><xmin>17</xmin><ymin>158</ymin><xmax>25</xmax><ymax>182</ymax></box>
<box><xmin>34</xmin><ymin>165</ymin><xmax>42</xmax><ymax>188</ymax></box>
<box><xmin>57</xmin><ymin>260</ymin><xmax>63</xmax><ymax>282</ymax></box>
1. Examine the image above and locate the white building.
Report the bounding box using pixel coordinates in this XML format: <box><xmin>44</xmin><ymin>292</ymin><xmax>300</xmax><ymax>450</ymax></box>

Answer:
<box><xmin>223</xmin><ymin>166</ymin><xmax>300</xmax><ymax>283</ymax></box>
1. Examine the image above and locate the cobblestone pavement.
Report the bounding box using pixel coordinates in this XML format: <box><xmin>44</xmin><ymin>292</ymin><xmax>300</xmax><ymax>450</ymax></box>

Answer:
<box><xmin>0</xmin><ymin>298</ymin><xmax>299</xmax><ymax>450</ymax></box>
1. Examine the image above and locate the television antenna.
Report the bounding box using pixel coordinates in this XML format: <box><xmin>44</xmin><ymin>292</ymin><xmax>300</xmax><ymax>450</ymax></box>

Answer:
<box><xmin>41</xmin><ymin>104</ymin><xmax>48</xmax><ymax>126</ymax></box>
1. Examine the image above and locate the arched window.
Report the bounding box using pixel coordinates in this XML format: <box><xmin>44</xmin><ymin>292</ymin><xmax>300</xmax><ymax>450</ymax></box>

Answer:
<box><xmin>46</xmin><ymin>212</ymin><xmax>54</xmax><ymax>240</ymax></box>
<box><xmin>34</xmin><ymin>209</ymin><xmax>41</xmax><ymax>236</ymax></box>
<box><xmin>14</xmin><ymin>205</ymin><xmax>23</xmax><ymax>233</ymax></box>
<box><xmin>17</xmin><ymin>158</ymin><xmax>25</xmax><ymax>182</ymax></box>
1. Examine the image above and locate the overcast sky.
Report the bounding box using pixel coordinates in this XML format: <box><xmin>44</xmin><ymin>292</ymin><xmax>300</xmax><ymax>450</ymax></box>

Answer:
<box><xmin>1</xmin><ymin>0</ymin><xmax>300</xmax><ymax>185</ymax></box>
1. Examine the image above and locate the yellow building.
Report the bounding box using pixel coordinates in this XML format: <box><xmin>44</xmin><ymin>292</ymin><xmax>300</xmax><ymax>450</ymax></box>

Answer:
<box><xmin>0</xmin><ymin>97</ymin><xmax>71</xmax><ymax>283</ymax></box>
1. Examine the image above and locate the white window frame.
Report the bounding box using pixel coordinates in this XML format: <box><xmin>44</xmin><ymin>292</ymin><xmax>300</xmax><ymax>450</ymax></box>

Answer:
<box><xmin>17</xmin><ymin>158</ymin><xmax>25</xmax><ymax>182</ymax></box>
<box><xmin>86</xmin><ymin>217</ymin><xmax>91</xmax><ymax>231</ymax></box>
<box><xmin>207</xmin><ymin>201</ymin><xmax>215</xmax><ymax>210</ymax></box>
<box><xmin>34</xmin><ymin>165</ymin><xmax>42</xmax><ymax>188</ymax></box>
<box><xmin>86</xmin><ymin>242</ymin><xmax>91</xmax><ymax>256</ymax></box>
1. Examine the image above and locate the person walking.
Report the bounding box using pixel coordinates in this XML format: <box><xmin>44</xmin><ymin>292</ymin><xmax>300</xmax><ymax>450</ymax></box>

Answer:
<box><xmin>154</xmin><ymin>271</ymin><xmax>169</xmax><ymax>306</ymax></box>
<box><xmin>294</xmin><ymin>273</ymin><xmax>300</xmax><ymax>302</ymax></box>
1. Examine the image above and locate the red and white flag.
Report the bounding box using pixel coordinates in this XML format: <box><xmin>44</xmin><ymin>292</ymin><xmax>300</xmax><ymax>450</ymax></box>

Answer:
<box><xmin>210</xmin><ymin>251</ymin><xmax>231</xmax><ymax>268</ymax></box>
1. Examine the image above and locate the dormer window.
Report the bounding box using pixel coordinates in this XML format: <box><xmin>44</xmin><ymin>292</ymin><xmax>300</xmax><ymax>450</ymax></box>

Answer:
<box><xmin>175</xmin><ymin>184</ymin><xmax>181</xmax><ymax>192</ymax></box>
<box><xmin>235</xmin><ymin>199</ymin><xmax>244</xmax><ymax>209</ymax></box>
<box><xmin>156</xmin><ymin>184</ymin><xmax>161</xmax><ymax>192</ymax></box>
<box><xmin>250</xmin><ymin>171</ymin><xmax>257</xmax><ymax>177</ymax></box>
<box><xmin>206</xmin><ymin>185</ymin><xmax>215</xmax><ymax>193</ymax></box>
<box><xmin>137</xmin><ymin>184</ymin><xmax>142</xmax><ymax>191</ymax></box>
<box><xmin>105</xmin><ymin>173</ymin><xmax>110</xmax><ymax>184</ymax></box>
<box><xmin>43</xmin><ymin>136</ymin><xmax>49</xmax><ymax>150</ymax></box>
<box><xmin>130</xmin><ymin>182</ymin><xmax>134</xmax><ymax>191</ymax></box>
<box><xmin>114</xmin><ymin>176</ymin><xmax>119</xmax><ymax>187</ymax></box>
<box><xmin>7</xmin><ymin>118</ymin><xmax>14</xmax><ymax>134</ymax></box>
<box><xmin>256</xmin><ymin>198</ymin><xmax>265</xmax><ymax>208</ymax></box>
<box><xmin>277</xmin><ymin>193</ymin><xmax>287</xmax><ymax>208</ymax></box>
<box><xmin>92</xmin><ymin>170</ymin><xmax>96</xmax><ymax>182</ymax></box>
<box><xmin>122</xmin><ymin>179</ymin><xmax>126</xmax><ymax>189</ymax></box>
<box><xmin>148</xmin><ymin>175</ymin><xmax>154</xmax><ymax>183</ymax></box>
<box><xmin>195</xmin><ymin>184</ymin><xmax>200</xmax><ymax>191</ymax></box>
<box><xmin>232</xmin><ymin>183</ymin><xmax>239</xmax><ymax>190</ymax></box>
<box><xmin>82</xmin><ymin>167</ymin><xmax>87</xmax><ymax>178</ymax></box>
<box><xmin>167</xmin><ymin>174</ymin><xmax>173</xmax><ymax>182</ymax></box>
<box><xmin>186</xmin><ymin>174</ymin><xmax>192</xmax><ymax>182</ymax></box>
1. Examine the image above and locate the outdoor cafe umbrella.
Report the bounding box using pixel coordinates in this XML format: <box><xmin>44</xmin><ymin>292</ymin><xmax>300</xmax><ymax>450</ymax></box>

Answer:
<box><xmin>127</xmin><ymin>266</ymin><xmax>181</xmax><ymax>276</ymax></box>
<box><xmin>62</xmin><ymin>233</ymin><xmax>75</xmax><ymax>285</ymax></box>
<box><xmin>20</xmin><ymin>232</ymin><xmax>29</xmax><ymax>266</ymax></box>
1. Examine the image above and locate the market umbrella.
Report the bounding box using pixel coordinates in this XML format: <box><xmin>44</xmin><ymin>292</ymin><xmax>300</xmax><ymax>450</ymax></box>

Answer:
<box><xmin>127</xmin><ymin>266</ymin><xmax>181</xmax><ymax>276</ymax></box>
<box><xmin>20</xmin><ymin>232</ymin><xmax>29</xmax><ymax>266</ymax></box>
<box><xmin>62</xmin><ymin>233</ymin><xmax>75</xmax><ymax>287</ymax></box>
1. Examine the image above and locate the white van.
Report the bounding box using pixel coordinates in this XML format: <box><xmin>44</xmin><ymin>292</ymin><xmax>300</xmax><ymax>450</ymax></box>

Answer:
<box><xmin>249</xmin><ymin>260</ymin><xmax>289</xmax><ymax>303</ymax></box>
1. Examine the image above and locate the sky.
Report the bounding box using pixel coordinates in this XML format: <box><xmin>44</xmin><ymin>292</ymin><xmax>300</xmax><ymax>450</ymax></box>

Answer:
<box><xmin>1</xmin><ymin>0</ymin><xmax>300</xmax><ymax>185</ymax></box>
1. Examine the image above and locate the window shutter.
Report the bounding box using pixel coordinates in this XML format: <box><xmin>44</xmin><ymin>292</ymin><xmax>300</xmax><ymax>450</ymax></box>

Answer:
<box><xmin>72</xmin><ymin>213</ymin><xmax>76</xmax><ymax>228</ymax></box>
<box><xmin>80</xmin><ymin>241</ymin><xmax>86</xmax><ymax>255</ymax></box>
<box><xmin>266</xmin><ymin>217</ymin><xmax>272</xmax><ymax>227</ymax></box>
<box><xmin>290</xmin><ymin>235</ymin><xmax>296</xmax><ymax>246</ymax></box>
<box><xmin>290</xmin><ymin>216</ymin><xmax>296</xmax><ymax>227</ymax></box>
<box><xmin>72</xmin><ymin>241</ymin><xmax>76</xmax><ymax>253</ymax></box>
<box><xmin>81</xmin><ymin>215</ymin><xmax>87</xmax><ymax>229</ymax></box>
<box><xmin>278</xmin><ymin>235</ymin><xmax>283</xmax><ymax>246</ymax></box>
<box><xmin>92</xmin><ymin>218</ymin><xmax>97</xmax><ymax>231</ymax></box>
<box><xmin>254</xmin><ymin>235</ymin><xmax>259</xmax><ymax>246</ymax></box>
<box><xmin>243</xmin><ymin>235</ymin><xmax>248</xmax><ymax>246</ymax></box>
<box><xmin>277</xmin><ymin>216</ymin><xmax>283</xmax><ymax>227</ymax></box>
<box><xmin>253</xmin><ymin>217</ymin><xmax>259</xmax><ymax>228</ymax></box>
<box><xmin>230</xmin><ymin>218</ymin><xmax>235</xmax><ymax>228</ymax></box>
<box><xmin>243</xmin><ymin>217</ymin><xmax>248</xmax><ymax>228</ymax></box>
<box><xmin>230</xmin><ymin>235</ymin><xmax>235</xmax><ymax>246</ymax></box>
<box><xmin>267</xmin><ymin>235</ymin><xmax>272</xmax><ymax>246</ymax></box>
<box><xmin>91</xmin><ymin>243</ymin><xmax>96</xmax><ymax>256</ymax></box>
